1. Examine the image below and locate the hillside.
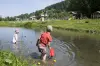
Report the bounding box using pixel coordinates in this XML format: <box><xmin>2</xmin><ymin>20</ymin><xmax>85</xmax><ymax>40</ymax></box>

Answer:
<box><xmin>16</xmin><ymin>0</ymin><xmax>100</xmax><ymax>19</ymax></box>
<box><xmin>1</xmin><ymin>0</ymin><xmax>100</xmax><ymax>21</ymax></box>
<box><xmin>16</xmin><ymin>0</ymin><xmax>69</xmax><ymax>20</ymax></box>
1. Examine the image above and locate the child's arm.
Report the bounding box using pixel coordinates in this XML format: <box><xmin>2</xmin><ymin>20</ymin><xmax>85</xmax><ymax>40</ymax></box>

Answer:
<box><xmin>36</xmin><ymin>39</ymin><xmax>40</xmax><ymax>46</ymax></box>
<box><xmin>47</xmin><ymin>42</ymin><xmax>51</xmax><ymax>50</ymax></box>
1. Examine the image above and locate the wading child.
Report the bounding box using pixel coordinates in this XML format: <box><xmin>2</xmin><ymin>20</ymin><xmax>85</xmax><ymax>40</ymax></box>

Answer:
<box><xmin>13</xmin><ymin>29</ymin><xmax>19</xmax><ymax>44</ymax></box>
<box><xmin>36</xmin><ymin>25</ymin><xmax>53</xmax><ymax>63</ymax></box>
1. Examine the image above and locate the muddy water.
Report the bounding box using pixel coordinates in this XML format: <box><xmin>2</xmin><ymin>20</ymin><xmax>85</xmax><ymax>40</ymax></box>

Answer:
<box><xmin>52</xmin><ymin>29</ymin><xmax>100</xmax><ymax>66</ymax></box>
<box><xmin>0</xmin><ymin>27</ymin><xmax>100</xmax><ymax>66</ymax></box>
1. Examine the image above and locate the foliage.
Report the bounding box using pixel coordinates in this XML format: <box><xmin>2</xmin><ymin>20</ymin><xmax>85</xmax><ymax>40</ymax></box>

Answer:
<box><xmin>24</xmin><ymin>22</ymin><xmax>33</xmax><ymax>28</ymax></box>
<box><xmin>33</xmin><ymin>19</ymin><xmax>100</xmax><ymax>34</ymax></box>
<box><xmin>17</xmin><ymin>13</ymin><xmax>29</xmax><ymax>20</ymax></box>
<box><xmin>0</xmin><ymin>0</ymin><xmax>100</xmax><ymax>20</ymax></box>
<box><xmin>15</xmin><ymin>0</ymin><xmax>100</xmax><ymax>19</ymax></box>
<box><xmin>66</xmin><ymin>0</ymin><xmax>100</xmax><ymax>18</ymax></box>
<box><xmin>45</xmin><ymin>1</ymin><xmax>68</xmax><ymax>11</ymax></box>
<box><xmin>0</xmin><ymin>19</ymin><xmax>100</xmax><ymax>34</ymax></box>
<box><xmin>0</xmin><ymin>51</ymin><xmax>28</xmax><ymax>66</ymax></box>
<box><xmin>23</xmin><ymin>22</ymin><xmax>39</xmax><ymax>28</ymax></box>
<box><xmin>4</xmin><ymin>17</ymin><xmax>16</xmax><ymax>21</ymax></box>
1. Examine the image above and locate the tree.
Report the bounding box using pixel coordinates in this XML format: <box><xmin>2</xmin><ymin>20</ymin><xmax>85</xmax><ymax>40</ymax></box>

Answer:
<box><xmin>67</xmin><ymin>0</ymin><xmax>100</xmax><ymax>18</ymax></box>
<box><xmin>11</xmin><ymin>0</ymin><xmax>100</xmax><ymax>19</ymax></box>
<box><xmin>0</xmin><ymin>17</ymin><xmax>2</xmax><ymax>21</ymax></box>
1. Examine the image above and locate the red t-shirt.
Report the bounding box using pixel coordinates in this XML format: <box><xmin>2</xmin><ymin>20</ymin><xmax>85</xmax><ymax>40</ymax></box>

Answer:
<box><xmin>39</xmin><ymin>32</ymin><xmax>52</xmax><ymax>47</ymax></box>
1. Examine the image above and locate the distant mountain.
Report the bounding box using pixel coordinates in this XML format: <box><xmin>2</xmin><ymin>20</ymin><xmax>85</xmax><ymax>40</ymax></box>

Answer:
<box><xmin>16</xmin><ymin>0</ymin><xmax>100</xmax><ymax>19</ymax></box>
<box><xmin>16</xmin><ymin>0</ymin><xmax>69</xmax><ymax>20</ymax></box>
<box><xmin>45</xmin><ymin>1</ymin><xmax>68</xmax><ymax>12</ymax></box>
<box><xmin>1</xmin><ymin>0</ymin><xmax>100</xmax><ymax>21</ymax></box>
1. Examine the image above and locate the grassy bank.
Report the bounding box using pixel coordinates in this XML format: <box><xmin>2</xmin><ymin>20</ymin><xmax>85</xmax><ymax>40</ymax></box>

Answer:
<box><xmin>0</xmin><ymin>21</ymin><xmax>25</xmax><ymax>27</ymax></box>
<box><xmin>52</xmin><ymin>29</ymin><xmax>100</xmax><ymax>42</ymax></box>
<box><xmin>0</xmin><ymin>50</ymin><xmax>56</xmax><ymax>66</ymax></box>
<box><xmin>0</xmin><ymin>19</ymin><xmax>100</xmax><ymax>34</ymax></box>
<box><xmin>36</xmin><ymin>19</ymin><xmax>100</xmax><ymax>34</ymax></box>
<box><xmin>0</xmin><ymin>51</ymin><xmax>28</xmax><ymax>66</ymax></box>
<box><xmin>19</xmin><ymin>19</ymin><xmax>100</xmax><ymax>34</ymax></box>
<box><xmin>0</xmin><ymin>51</ymin><xmax>45</xmax><ymax>66</ymax></box>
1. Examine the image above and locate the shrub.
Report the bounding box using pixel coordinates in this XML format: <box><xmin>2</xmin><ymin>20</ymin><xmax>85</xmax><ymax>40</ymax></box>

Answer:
<box><xmin>0</xmin><ymin>51</ymin><xmax>28</xmax><ymax>66</ymax></box>
<box><xmin>24</xmin><ymin>22</ymin><xmax>33</xmax><ymax>28</ymax></box>
<box><xmin>85</xmin><ymin>21</ymin><xmax>89</xmax><ymax>23</ymax></box>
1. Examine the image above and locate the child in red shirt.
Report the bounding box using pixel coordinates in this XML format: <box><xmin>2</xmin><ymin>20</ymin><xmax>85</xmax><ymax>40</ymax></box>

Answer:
<box><xmin>36</xmin><ymin>25</ymin><xmax>53</xmax><ymax>63</ymax></box>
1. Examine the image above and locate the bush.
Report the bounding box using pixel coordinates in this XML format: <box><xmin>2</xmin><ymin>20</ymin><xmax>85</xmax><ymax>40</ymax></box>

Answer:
<box><xmin>24</xmin><ymin>22</ymin><xmax>33</xmax><ymax>28</ymax></box>
<box><xmin>85</xmin><ymin>21</ymin><xmax>89</xmax><ymax>23</ymax></box>
<box><xmin>0</xmin><ymin>51</ymin><xmax>28</xmax><ymax>66</ymax></box>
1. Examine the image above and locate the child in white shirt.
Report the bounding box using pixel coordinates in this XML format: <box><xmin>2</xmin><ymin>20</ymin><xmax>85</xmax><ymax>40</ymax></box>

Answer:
<box><xmin>13</xmin><ymin>29</ymin><xmax>19</xmax><ymax>44</ymax></box>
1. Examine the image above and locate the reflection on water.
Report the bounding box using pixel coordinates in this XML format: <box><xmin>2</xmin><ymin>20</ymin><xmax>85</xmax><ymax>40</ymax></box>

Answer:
<box><xmin>12</xmin><ymin>44</ymin><xmax>19</xmax><ymax>52</ymax></box>
<box><xmin>52</xmin><ymin>29</ymin><xmax>100</xmax><ymax>66</ymax></box>
<box><xmin>52</xmin><ymin>38</ymin><xmax>76</xmax><ymax>66</ymax></box>
<box><xmin>30</xmin><ymin>52</ymin><xmax>40</xmax><ymax>59</ymax></box>
<box><xmin>73</xmin><ymin>36</ymin><xmax>100</xmax><ymax>66</ymax></box>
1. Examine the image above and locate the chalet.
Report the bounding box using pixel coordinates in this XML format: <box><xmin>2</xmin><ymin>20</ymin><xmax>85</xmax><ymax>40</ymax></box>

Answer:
<box><xmin>92</xmin><ymin>11</ymin><xmax>100</xmax><ymax>19</ymax></box>
<box><xmin>30</xmin><ymin>16</ymin><xmax>36</xmax><ymax>20</ymax></box>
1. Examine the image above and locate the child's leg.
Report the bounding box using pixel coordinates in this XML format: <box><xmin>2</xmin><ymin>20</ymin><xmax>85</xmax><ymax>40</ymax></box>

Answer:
<box><xmin>43</xmin><ymin>54</ymin><xmax>47</xmax><ymax>62</ymax></box>
<box><xmin>48</xmin><ymin>56</ymin><xmax>53</xmax><ymax>59</ymax></box>
<box><xmin>41</xmin><ymin>47</ymin><xmax>47</xmax><ymax>63</ymax></box>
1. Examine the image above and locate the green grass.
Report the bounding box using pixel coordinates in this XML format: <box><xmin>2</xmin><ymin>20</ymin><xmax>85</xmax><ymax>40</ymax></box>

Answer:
<box><xmin>0</xmin><ymin>19</ymin><xmax>100</xmax><ymax>33</ymax></box>
<box><xmin>52</xmin><ymin>29</ymin><xmax>100</xmax><ymax>41</ymax></box>
<box><xmin>0</xmin><ymin>51</ymin><xmax>44</xmax><ymax>66</ymax></box>
<box><xmin>33</xmin><ymin>19</ymin><xmax>100</xmax><ymax>34</ymax></box>
<box><xmin>0</xmin><ymin>50</ymin><xmax>55</xmax><ymax>66</ymax></box>
<box><xmin>0</xmin><ymin>21</ymin><xmax>24</xmax><ymax>27</ymax></box>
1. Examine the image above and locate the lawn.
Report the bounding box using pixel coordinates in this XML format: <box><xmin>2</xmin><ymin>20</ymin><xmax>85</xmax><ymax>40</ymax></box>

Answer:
<box><xmin>0</xmin><ymin>19</ymin><xmax>100</xmax><ymax>33</ymax></box>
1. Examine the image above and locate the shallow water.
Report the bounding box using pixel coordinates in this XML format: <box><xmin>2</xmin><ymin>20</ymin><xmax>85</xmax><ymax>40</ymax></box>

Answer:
<box><xmin>52</xmin><ymin>29</ymin><xmax>100</xmax><ymax>66</ymax></box>
<box><xmin>0</xmin><ymin>27</ymin><xmax>100</xmax><ymax>66</ymax></box>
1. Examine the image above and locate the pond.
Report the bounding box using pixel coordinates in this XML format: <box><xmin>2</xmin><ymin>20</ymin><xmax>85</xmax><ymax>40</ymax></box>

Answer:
<box><xmin>0</xmin><ymin>27</ymin><xmax>100</xmax><ymax>66</ymax></box>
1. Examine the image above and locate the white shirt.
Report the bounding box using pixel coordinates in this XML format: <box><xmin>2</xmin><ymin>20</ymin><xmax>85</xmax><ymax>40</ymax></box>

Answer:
<box><xmin>13</xmin><ymin>33</ymin><xmax>18</xmax><ymax>43</ymax></box>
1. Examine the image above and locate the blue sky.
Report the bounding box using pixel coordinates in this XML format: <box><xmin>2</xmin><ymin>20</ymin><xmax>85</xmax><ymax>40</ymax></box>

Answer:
<box><xmin>0</xmin><ymin>0</ymin><xmax>63</xmax><ymax>17</ymax></box>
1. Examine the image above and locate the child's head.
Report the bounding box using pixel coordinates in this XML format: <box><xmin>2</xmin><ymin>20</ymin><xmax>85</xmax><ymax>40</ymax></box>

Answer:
<box><xmin>15</xmin><ymin>29</ymin><xmax>19</xmax><ymax>34</ymax></box>
<box><xmin>46</xmin><ymin>25</ymin><xmax>53</xmax><ymax>32</ymax></box>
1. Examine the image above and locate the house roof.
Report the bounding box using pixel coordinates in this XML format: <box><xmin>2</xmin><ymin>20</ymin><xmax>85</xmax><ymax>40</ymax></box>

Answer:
<box><xmin>94</xmin><ymin>11</ymin><xmax>100</xmax><ymax>14</ymax></box>
<box><xmin>97</xmin><ymin>11</ymin><xmax>100</xmax><ymax>13</ymax></box>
